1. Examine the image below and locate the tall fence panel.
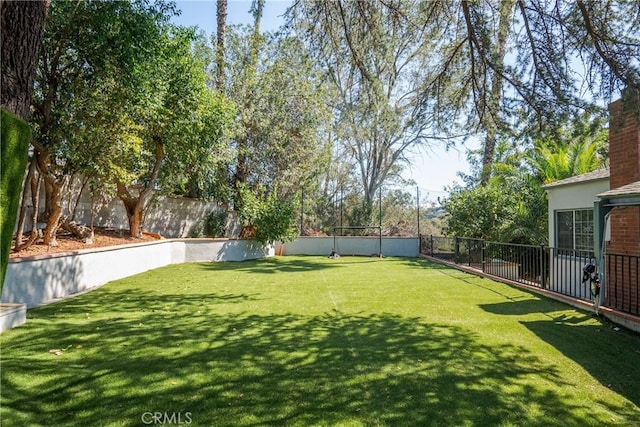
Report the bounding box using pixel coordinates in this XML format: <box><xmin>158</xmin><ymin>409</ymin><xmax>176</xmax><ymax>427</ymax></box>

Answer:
<box><xmin>547</xmin><ymin>248</ymin><xmax>596</xmax><ymax>300</ymax></box>
<box><xmin>606</xmin><ymin>253</ymin><xmax>640</xmax><ymax>316</ymax></box>
<box><xmin>421</xmin><ymin>236</ymin><xmax>598</xmax><ymax>304</ymax></box>
<box><xmin>456</xmin><ymin>238</ymin><xmax>483</xmax><ymax>267</ymax></box>
<box><xmin>422</xmin><ymin>235</ymin><xmax>640</xmax><ymax>318</ymax></box>
<box><xmin>484</xmin><ymin>241</ymin><xmax>549</xmax><ymax>287</ymax></box>
<box><xmin>421</xmin><ymin>235</ymin><xmax>456</xmax><ymax>261</ymax></box>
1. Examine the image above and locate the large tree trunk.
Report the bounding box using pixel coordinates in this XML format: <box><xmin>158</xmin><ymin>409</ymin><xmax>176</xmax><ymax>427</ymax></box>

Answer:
<box><xmin>116</xmin><ymin>140</ymin><xmax>164</xmax><ymax>238</ymax></box>
<box><xmin>127</xmin><ymin>204</ymin><xmax>144</xmax><ymax>238</ymax></box>
<box><xmin>0</xmin><ymin>0</ymin><xmax>50</xmax><ymax>120</ymax></box>
<box><xmin>479</xmin><ymin>0</ymin><xmax>515</xmax><ymax>186</ymax></box>
<box><xmin>233</xmin><ymin>148</ymin><xmax>249</xmax><ymax>210</ymax></box>
<box><xmin>61</xmin><ymin>220</ymin><xmax>93</xmax><ymax>243</ymax></box>
<box><xmin>42</xmin><ymin>176</ymin><xmax>63</xmax><ymax>246</ymax></box>
<box><xmin>13</xmin><ymin>156</ymin><xmax>38</xmax><ymax>250</ymax></box>
<box><xmin>117</xmin><ymin>185</ymin><xmax>145</xmax><ymax>238</ymax></box>
<box><xmin>33</xmin><ymin>148</ymin><xmax>62</xmax><ymax>245</ymax></box>
<box><xmin>215</xmin><ymin>0</ymin><xmax>227</xmax><ymax>89</ymax></box>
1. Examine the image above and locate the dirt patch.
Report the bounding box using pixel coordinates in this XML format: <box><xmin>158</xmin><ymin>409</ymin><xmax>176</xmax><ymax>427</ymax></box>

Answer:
<box><xmin>10</xmin><ymin>227</ymin><xmax>161</xmax><ymax>259</ymax></box>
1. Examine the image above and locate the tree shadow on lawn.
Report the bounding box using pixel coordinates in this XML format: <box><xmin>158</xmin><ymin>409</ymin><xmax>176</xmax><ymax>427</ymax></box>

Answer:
<box><xmin>400</xmin><ymin>257</ymin><xmax>452</xmax><ymax>269</ymax></box>
<box><xmin>196</xmin><ymin>256</ymin><xmax>348</xmax><ymax>275</ymax></box>
<box><xmin>4</xmin><ymin>291</ymin><xmax>638</xmax><ymax>426</ymax></box>
<box><xmin>482</xmin><ymin>299</ymin><xmax>640</xmax><ymax>411</ymax></box>
<box><xmin>522</xmin><ymin>317</ymin><xmax>640</xmax><ymax>409</ymax></box>
<box><xmin>199</xmin><ymin>255</ymin><xmax>410</xmax><ymax>274</ymax></box>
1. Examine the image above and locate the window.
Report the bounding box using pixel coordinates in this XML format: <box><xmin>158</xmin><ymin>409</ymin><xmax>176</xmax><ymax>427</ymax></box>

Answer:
<box><xmin>556</xmin><ymin>209</ymin><xmax>594</xmax><ymax>252</ymax></box>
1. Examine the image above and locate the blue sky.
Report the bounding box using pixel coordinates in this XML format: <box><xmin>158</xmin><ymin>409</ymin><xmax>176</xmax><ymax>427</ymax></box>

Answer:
<box><xmin>171</xmin><ymin>0</ymin><xmax>473</xmax><ymax>202</ymax></box>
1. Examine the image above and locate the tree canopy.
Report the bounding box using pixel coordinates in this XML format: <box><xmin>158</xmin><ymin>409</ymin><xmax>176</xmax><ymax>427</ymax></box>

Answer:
<box><xmin>289</xmin><ymin>0</ymin><xmax>639</xmax><ymax>198</ymax></box>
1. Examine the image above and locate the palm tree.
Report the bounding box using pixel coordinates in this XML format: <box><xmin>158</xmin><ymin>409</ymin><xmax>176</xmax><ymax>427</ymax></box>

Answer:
<box><xmin>531</xmin><ymin>130</ymin><xmax>608</xmax><ymax>184</ymax></box>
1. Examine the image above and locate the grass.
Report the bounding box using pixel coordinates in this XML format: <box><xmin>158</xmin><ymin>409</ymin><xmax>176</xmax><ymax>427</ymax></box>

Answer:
<box><xmin>2</xmin><ymin>256</ymin><xmax>640</xmax><ymax>426</ymax></box>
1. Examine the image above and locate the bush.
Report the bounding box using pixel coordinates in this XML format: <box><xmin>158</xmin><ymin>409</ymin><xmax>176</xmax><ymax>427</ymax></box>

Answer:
<box><xmin>1</xmin><ymin>109</ymin><xmax>31</xmax><ymax>292</ymax></box>
<box><xmin>188</xmin><ymin>210</ymin><xmax>228</xmax><ymax>238</ymax></box>
<box><xmin>238</xmin><ymin>184</ymin><xmax>298</xmax><ymax>244</ymax></box>
<box><xmin>203</xmin><ymin>210</ymin><xmax>227</xmax><ymax>237</ymax></box>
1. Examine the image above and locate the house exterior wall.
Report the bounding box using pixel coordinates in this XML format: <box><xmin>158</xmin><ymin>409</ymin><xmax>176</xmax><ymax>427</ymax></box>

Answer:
<box><xmin>607</xmin><ymin>207</ymin><xmax>640</xmax><ymax>255</ymax></box>
<box><xmin>607</xmin><ymin>100</ymin><xmax>640</xmax><ymax>256</ymax></box>
<box><xmin>604</xmin><ymin>100</ymin><xmax>640</xmax><ymax>316</ymax></box>
<box><xmin>545</xmin><ymin>178</ymin><xmax>607</xmax><ymax>298</ymax></box>
<box><xmin>546</xmin><ymin>179</ymin><xmax>609</xmax><ymax>247</ymax></box>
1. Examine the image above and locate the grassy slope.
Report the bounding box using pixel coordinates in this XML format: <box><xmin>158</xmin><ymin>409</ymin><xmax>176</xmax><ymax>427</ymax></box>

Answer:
<box><xmin>1</xmin><ymin>256</ymin><xmax>639</xmax><ymax>426</ymax></box>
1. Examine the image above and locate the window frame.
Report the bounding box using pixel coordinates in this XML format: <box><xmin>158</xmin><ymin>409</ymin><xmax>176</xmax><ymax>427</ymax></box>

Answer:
<box><xmin>555</xmin><ymin>208</ymin><xmax>594</xmax><ymax>252</ymax></box>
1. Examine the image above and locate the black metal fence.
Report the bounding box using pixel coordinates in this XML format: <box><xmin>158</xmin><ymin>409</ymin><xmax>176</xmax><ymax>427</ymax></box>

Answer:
<box><xmin>421</xmin><ymin>235</ymin><xmax>640</xmax><ymax>318</ymax></box>
<box><xmin>606</xmin><ymin>253</ymin><xmax>640</xmax><ymax>316</ymax></box>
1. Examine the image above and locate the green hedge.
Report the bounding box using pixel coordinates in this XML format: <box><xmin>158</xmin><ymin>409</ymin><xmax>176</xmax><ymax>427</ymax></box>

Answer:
<box><xmin>1</xmin><ymin>108</ymin><xmax>31</xmax><ymax>294</ymax></box>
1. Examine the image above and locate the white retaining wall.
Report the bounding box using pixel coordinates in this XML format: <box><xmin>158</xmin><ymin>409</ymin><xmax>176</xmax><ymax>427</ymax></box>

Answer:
<box><xmin>2</xmin><ymin>239</ymin><xmax>274</xmax><ymax>309</ymax></box>
<box><xmin>277</xmin><ymin>236</ymin><xmax>420</xmax><ymax>257</ymax></box>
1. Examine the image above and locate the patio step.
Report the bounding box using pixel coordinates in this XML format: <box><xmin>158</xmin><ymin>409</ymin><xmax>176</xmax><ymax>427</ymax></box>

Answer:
<box><xmin>0</xmin><ymin>303</ymin><xmax>27</xmax><ymax>333</ymax></box>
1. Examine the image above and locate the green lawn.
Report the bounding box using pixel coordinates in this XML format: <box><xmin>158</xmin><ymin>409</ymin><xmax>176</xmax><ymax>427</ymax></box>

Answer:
<box><xmin>2</xmin><ymin>256</ymin><xmax>639</xmax><ymax>426</ymax></box>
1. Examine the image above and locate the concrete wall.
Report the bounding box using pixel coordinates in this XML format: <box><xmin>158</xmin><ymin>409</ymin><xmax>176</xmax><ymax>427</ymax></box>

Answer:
<box><xmin>16</xmin><ymin>175</ymin><xmax>236</xmax><ymax>238</ymax></box>
<box><xmin>183</xmin><ymin>239</ymin><xmax>275</xmax><ymax>262</ymax></box>
<box><xmin>278</xmin><ymin>236</ymin><xmax>420</xmax><ymax>257</ymax></box>
<box><xmin>2</xmin><ymin>239</ymin><xmax>272</xmax><ymax>308</ymax></box>
<box><xmin>89</xmin><ymin>196</ymin><xmax>230</xmax><ymax>238</ymax></box>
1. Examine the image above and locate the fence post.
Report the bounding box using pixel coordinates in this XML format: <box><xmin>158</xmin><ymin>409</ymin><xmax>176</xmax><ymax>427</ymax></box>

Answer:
<box><xmin>300</xmin><ymin>188</ymin><xmax>304</xmax><ymax>234</ymax></box>
<box><xmin>540</xmin><ymin>244</ymin><xmax>547</xmax><ymax>289</ymax></box>
<box><xmin>455</xmin><ymin>237</ymin><xmax>460</xmax><ymax>264</ymax></box>
<box><xmin>430</xmin><ymin>234</ymin><xmax>434</xmax><ymax>256</ymax></box>
<box><xmin>481</xmin><ymin>239</ymin><xmax>486</xmax><ymax>273</ymax></box>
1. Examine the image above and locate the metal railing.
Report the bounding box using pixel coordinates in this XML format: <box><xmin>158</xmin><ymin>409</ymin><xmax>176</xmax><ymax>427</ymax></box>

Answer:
<box><xmin>605</xmin><ymin>253</ymin><xmax>640</xmax><ymax>316</ymax></box>
<box><xmin>421</xmin><ymin>235</ymin><xmax>597</xmax><ymax>304</ymax></box>
<box><xmin>421</xmin><ymin>235</ymin><xmax>640</xmax><ymax>317</ymax></box>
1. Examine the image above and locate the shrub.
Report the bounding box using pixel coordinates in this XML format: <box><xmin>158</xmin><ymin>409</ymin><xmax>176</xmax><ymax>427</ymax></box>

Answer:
<box><xmin>188</xmin><ymin>210</ymin><xmax>228</xmax><ymax>238</ymax></box>
<box><xmin>1</xmin><ymin>109</ymin><xmax>31</xmax><ymax>292</ymax></box>
<box><xmin>238</xmin><ymin>184</ymin><xmax>298</xmax><ymax>244</ymax></box>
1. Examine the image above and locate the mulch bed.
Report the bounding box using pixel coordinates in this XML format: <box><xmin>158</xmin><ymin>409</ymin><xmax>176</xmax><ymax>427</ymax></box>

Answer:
<box><xmin>9</xmin><ymin>227</ymin><xmax>161</xmax><ymax>259</ymax></box>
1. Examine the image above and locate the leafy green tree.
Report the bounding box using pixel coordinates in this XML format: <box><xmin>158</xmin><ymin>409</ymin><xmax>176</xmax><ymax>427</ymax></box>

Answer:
<box><xmin>433</xmin><ymin>0</ymin><xmax>638</xmax><ymax>181</ymax></box>
<box><xmin>443</xmin><ymin>140</ymin><xmax>547</xmax><ymax>244</ymax></box>
<box><xmin>111</xmin><ymin>26</ymin><xmax>234</xmax><ymax>237</ymax></box>
<box><xmin>30</xmin><ymin>0</ymin><xmax>175</xmax><ymax>244</ymax></box>
<box><xmin>380</xmin><ymin>188</ymin><xmax>419</xmax><ymax>236</ymax></box>
<box><xmin>237</xmin><ymin>183</ymin><xmax>298</xmax><ymax>244</ymax></box>
<box><xmin>531</xmin><ymin>122</ymin><xmax>608</xmax><ymax>184</ymax></box>
<box><xmin>443</xmin><ymin>184</ymin><xmax>511</xmax><ymax>241</ymax></box>
<box><xmin>297</xmin><ymin>0</ymin><xmax>637</xmax><ymax>190</ymax></box>
<box><xmin>222</xmin><ymin>18</ymin><xmax>332</xmax><ymax>209</ymax></box>
<box><xmin>290</xmin><ymin>1</ymin><xmax>460</xmax><ymax>220</ymax></box>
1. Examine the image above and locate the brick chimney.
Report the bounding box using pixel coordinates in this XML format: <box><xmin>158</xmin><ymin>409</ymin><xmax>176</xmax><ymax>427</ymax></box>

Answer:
<box><xmin>609</xmin><ymin>100</ymin><xmax>640</xmax><ymax>189</ymax></box>
<box><xmin>607</xmin><ymin>100</ymin><xmax>640</xmax><ymax>255</ymax></box>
